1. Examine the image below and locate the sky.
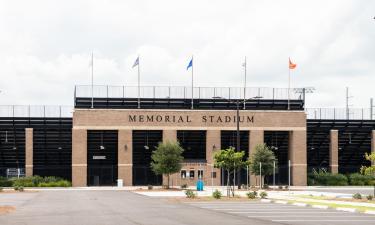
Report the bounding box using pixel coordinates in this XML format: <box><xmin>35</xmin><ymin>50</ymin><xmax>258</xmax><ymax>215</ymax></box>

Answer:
<box><xmin>0</xmin><ymin>0</ymin><xmax>374</xmax><ymax>109</ymax></box>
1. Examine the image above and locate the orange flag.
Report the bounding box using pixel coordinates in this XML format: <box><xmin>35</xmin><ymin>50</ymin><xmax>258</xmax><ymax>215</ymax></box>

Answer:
<box><xmin>289</xmin><ymin>58</ymin><xmax>297</xmax><ymax>69</ymax></box>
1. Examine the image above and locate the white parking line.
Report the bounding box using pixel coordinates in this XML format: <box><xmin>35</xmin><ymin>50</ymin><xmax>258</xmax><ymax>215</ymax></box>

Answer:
<box><xmin>272</xmin><ymin>220</ymin><xmax>375</xmax><ymax>222</ymax></box>
<box><xmin>231</xmin><ymin>211</ymin><xmax>346</xmax><ymax>214</ymax></box>
<box><xmin>247</xmin><ymin>215</ymin><xmax>375</xmax><ymax>218</ymax></box>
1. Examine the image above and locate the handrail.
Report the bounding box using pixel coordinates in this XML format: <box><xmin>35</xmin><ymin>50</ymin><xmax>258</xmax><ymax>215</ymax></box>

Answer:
<box><xmin>74</xmin><ymin>85</ymin><xmax>305</xmax><ymax>100</ymax></box>
<box><xmin>306</xmin><ymin>108</ymin><xmax>373</xmax><ymax>120</ymax></box>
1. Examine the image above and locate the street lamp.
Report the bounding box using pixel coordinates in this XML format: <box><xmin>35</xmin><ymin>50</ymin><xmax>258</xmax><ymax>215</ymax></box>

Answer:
<box><xmin>213</xmin><ymin>96</ymin><xmax>262</xmax><ymax>189</ymax></box>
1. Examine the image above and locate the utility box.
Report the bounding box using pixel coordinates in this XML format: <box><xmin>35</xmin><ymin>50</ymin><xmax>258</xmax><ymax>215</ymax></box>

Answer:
<box><xmin>117</xmin><ymin>179</ymin><xmax>123</xmax><ymax>187</ymax></box>
<box><xmin>196</xmin><ymin>179</ymin><xmax>204</xmax><ymax>191</ymax></box>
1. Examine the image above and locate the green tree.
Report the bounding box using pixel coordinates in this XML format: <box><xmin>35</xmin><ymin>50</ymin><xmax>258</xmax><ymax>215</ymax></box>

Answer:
<box><xmin>360</xmin><ymin>152</ymin><xmax>375</xmax><ymax>195</ymax></box>
<box><xmin>249</xmin><ymin>143</ymin><xmax>277</xmax><ymax>188</ymax></box>
<box><xmin>214</xmin><ymin>147</ymin><xmax>248</xmax><ymax>197</ymax></box>
<box><xmin>151</xmin><ymin>141</ymin><xmax>184</xmax><ymax>189</ymax></box>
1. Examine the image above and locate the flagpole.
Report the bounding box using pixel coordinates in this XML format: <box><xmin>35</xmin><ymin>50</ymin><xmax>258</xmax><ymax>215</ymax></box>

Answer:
<box><xmin>91</xmin><ymin>52</ymin><xmax>94</xmax><ymax>109</ymax></box>
<box><xmin>288</xmin><ymin>58</ymin><xmax>290</xmax><ymax>110</ymax></box>
<box><xmin>243</xmin><ymin>56</ymin><xmax>247</xmax><ymax>110</ymax></box>
<box><xmin>138</xmin><ymin>55</ymin><xmax>140</xmax><ymax>109</ymax></box>
<box><xmin>191</xmin><ymin>55</ymin><xmax>194</xmax><ymax>110</ymax></box>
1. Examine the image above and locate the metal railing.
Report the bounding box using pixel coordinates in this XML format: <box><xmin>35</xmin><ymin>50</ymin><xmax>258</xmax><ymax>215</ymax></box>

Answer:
<box><xmin>306</xmin><ymin>108</ymin><xmax>373</xmax><ymax>120</ymax></box>
<box><xmin>0</xmin><ymin>105</ymin><xmax>73</xmax><ymax>118</ymax></box>
<box><xmin>75</xmin><ymin>85</ymin><xmax>305</xmax><ymax>100</ymax></box>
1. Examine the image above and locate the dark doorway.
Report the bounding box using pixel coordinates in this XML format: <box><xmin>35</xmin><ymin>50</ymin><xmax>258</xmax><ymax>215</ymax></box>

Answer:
<box><xmin>87</xmin><ymin>130</ymin><xmax>118</xmax><ymax>186</ymax></box>
<box><xmin>132</xmin><ymin>130</ymin><xmax>163</xmax><ymax>185</ymax></box>
<box><xmin>264</xmin><ymin>131</ymin><xmax>289</xmax><ymax>185</ymax></box>
<box><xmin>177</xmin><ymin>130</ymin><xmax>206</xmax><ymax>161</ymax></box>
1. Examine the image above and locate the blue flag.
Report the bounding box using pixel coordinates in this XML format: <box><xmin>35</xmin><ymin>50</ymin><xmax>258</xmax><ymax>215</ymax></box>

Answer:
<box><xmin>186</xmin><ymin>58</ymin><xmax>193</xmax><ymax>70</ymax></box>
<box><xmin>132</xmin><ymin>56</ymin><xmax>139</xmax><ymax>68</ymax></box>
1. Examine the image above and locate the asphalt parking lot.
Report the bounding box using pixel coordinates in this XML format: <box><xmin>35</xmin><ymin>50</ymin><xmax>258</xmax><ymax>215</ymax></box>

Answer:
<box><xmin>187</xmin><ymin>201</ymin><xmax>375</xmax><ymax>225</ymax></box>
<box><xmin>1</xmin><ymin>190</ymin><xmax>374</xmax><ymax>225</ymax></box>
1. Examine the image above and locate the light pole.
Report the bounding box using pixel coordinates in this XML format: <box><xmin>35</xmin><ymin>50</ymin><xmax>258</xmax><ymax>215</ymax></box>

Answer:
<box><xmin>213</xmin><ymin>96</ymin><xmax>262</xmax><ymax>189</ymax></box>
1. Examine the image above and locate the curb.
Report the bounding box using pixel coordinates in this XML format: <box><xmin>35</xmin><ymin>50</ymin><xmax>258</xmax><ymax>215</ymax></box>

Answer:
<box><xmin>269</xmin><ymin>199</ymin><xmax>364</xmax><ymax>214</ymax></box>
<box><xmin>275</xmin><ymin>200</ymin><xmax>288</xmax><ymax>204</ymax></box>
<box><xmin>336</xmin><ymin>207</ymin><xmax>357</xmax><ymax>213</ymax></box>
<box><xmin>311</xmin><ymin>205</ymin><xmax>329</xmax><ymax>209</ymax></box>
<box><xmin>293</xmin><ymin>202</ymin><xmax>308</xmax><ymax>207</ymax></box>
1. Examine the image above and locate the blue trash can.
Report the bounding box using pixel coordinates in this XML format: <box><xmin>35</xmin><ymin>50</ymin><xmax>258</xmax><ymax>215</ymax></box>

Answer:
<box><xmin>196</xmin><ymin>179</ymin><xmax>204</xmax><ymax>191</ymax></box>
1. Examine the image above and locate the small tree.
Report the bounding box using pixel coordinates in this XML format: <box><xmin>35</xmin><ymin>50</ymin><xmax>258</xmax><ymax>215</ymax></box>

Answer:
<box><xmin>214</xmin><ymin>147</ymin><xmax>247</xmax><ymax>197</ymax></box>
<box><xmin>360</xmin><ymin>152</ymin><xmax>375</xmax><ymax>196</ymax></box>
<box><xmin>151</xmin><ymin>141</ymin><xmax>184</xmax><ymax>189</ymax></box>
<box><xmin>249</xmin><ymin>143</ymin><xmax>277</xmax><ymax>188</ymax></box>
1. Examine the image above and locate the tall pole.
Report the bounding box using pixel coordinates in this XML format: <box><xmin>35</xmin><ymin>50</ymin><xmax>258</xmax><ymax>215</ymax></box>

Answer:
<box><xmin>259</xmin><ymin>162</ymin><xmax>262</xmax><ymax>189</ymax></box>
<box><xmin>288</xmin><ymin>68</ymin><xmax>290</xmax><ymax>110</ymax></box>
<box><xmin>246</xmin><ymin>165</ymin><xmax>249</xmax><ymax>189</ymax></box>
<box><xmin>191</xmin><ymin>55</ymin><xmax>194</xmax><ymax>109</ymax></box>
<box><xmin>346</xmin><ymin>87</ymin><xmax>349</xmax><ymax>119</ymax></box>
<box><xmin>273</xmin><ymin>160</ymin><xmax>276</xmax><ymax>187</ymax></box>
<box><xmin>288</xmin><ymin>159</ymin><xmax>291</xmax><ymax>187</ymax></box>
<box><xmin>371</xmin><ymin>98</ymin><xmax>373</xmax><ymax>120</ymax></box>
<box><xmin>236</xmin><ymin>100</ymin><xmax>241</xmax><ymax>189</ymax></box>
<box><xmin>91</xmin><ymin>52</ymin><xmax>94</xmax><ymax>109</ymax></box>
<box><xmin>243</xmin><ymin>56</ymin><xmax>247</xmax><ymax>109</ymax></box>
<box><xmin>138</xmin><ymin>56</ymin><xmax>140</xmax><ymax>109</ymax></box>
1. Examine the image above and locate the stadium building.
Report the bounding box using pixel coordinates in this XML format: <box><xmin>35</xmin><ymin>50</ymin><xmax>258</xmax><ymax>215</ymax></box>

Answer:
<box><xmin>0</xmin><ymin>85</ymin><xmax>374</xmax><ymax>187</ymax></box>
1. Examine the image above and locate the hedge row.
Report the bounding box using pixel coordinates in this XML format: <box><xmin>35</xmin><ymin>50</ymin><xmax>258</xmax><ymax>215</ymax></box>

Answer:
<box><xmin>308</xmin><ymin>172</ymin><xmax>375</xmax><ymax>186</ymax></box>
<box><xmin>0</xmin><ymin>176</ymin><xmax>71</xmax><ymax>187</ymax></box>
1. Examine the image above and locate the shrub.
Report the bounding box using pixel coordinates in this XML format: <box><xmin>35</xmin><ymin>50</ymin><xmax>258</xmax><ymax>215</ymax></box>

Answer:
<box><xmin>18</xmin><ymin>186</ymin><xmax>24</xmax><ymax>192</ymax></box>
<box><xmin>260</xmin><ymin>191</ymin><xmax>268</xmax><ymax>199</ymax></box>
<box><xmin>180</xmin><ymin>184</ymin><xmax>188</xmax><ymax>189</ymax></box>
<box><xmin>308</xmin><ymin>172</ymin><xmax>348</xmax><ymax>186</ymax></box>
<box><xmin>212</xmin><ymin>190</ymin><xmax>222</xmax><ymax>199</ymax></box>
<box><xmin>11</xmin><ymin>176</ymin><xmax>71</xmax><ymax>187</ymax></box>
<box><xmin>246</xmin><ymin>191</ymin><xmax>257</xmax><ymax>199</ymax></box>
<box><xmin>366</xmin><ymin>195</ymin><xmax>373</xmax><ymax>200</ymax></box>
<box><xmin>147</xmin><ymin>185</ymin><xmax>153</xmax><ymax>190</ymax></box>
<box><xmin>278</xmin><ymin>185</ymin><xmax>283</xmax><ymax>190</ymax></box>
<box><xmin>185</xmin><ymin>190</ymin><xmax>196</xmax><ymax>198</ymax></box>
<box><xmin>349</xmin><ymin>173</ymin><xmax>375</xmax><ymax>186</ymax></box>
<box><xmin>0</xmin><ymin>177</ymin><xmax>13</xmax><ymax>187</ymax></box>
<box><xmin>352</xmin><ymin>193</ymin><xmax>362</xmax><ymax>199</ymax></box>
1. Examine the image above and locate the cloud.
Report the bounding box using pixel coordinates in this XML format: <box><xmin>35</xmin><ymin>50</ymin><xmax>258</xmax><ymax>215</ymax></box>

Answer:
<box><xmin>0</xmin><ymin>0</ymin><xmax>374</xmax><ymax>109</ymax></box>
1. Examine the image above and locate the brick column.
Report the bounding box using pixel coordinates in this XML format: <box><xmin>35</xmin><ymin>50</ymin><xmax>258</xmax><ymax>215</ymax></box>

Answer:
<box><xmin>118</xmin><ymin>130</ymin><xmax>132</xmax><ymax>186</ymax></box>
<box><xmin>249</xmin><ymin>130</ymin><xmax>264</xmax><ymax>186</ymax></box>
<box><xmin>163</xmin><ymin>130</ymin><xmax>177</xmax><ymax>142</ymax></box>
<box><xmin>206</xmin><ymin>130</ymin><xmax>221</xmax><ymax>186</ymax></box>
<box><xmin>372</xmin><ymin>130</ymin><xmax>375</xmax><ymax>166</ymax></box>
<box><xmin>72</xmin><ymin>129</ymin><xmax>87</xmax><ymax>187</ymax></box>
<box><xmin>25</xmin><ymin>128</ymin><xmax>33</xmax><ymax>177</ymax></box>
<box><xmin>329</xmin><ymin>130</ymin><xmax>339</xmax><ymax>174</ymax></box>
<box><xmin>289</xmin><ymin>130</ymin><xmax>307</xmax><ymax>186</ymax></box>
<box><xmin>162</xmin><ymin>130</ymin><xmax>177</xmax><ymax>186</ymax></box>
